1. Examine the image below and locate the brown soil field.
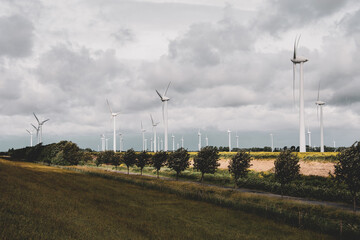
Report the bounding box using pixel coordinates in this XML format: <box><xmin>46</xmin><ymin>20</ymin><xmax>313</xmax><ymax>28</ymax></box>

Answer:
<box><xmin>218</xmin><ymin>159</ymin><xmax>334</xmax><ymax>177</ymax></box>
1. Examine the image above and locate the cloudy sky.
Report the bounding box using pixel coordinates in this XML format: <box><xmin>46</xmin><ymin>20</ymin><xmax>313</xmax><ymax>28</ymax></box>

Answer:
<box><xmin>1</xmin><ymin>0</ymin><xmax>360</xmax><ymax>151</ymax></box>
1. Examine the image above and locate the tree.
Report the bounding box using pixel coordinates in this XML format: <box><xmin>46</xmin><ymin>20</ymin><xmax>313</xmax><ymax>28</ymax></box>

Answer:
<box><xmin>228</xmin><ymin>151</ymin><xmax>252</xmax><ymax>188</ymax></box>
<box><xmin>152</xmin><ymin>151</ymin><xmax>167</xmax><ymax>178</ymax></box>
<box><xmin>123</xmin><ymin>149</ymin><xmax>137</xmax><ymax>174</ymax></box>
<box><xmin>136</xmin><ymin>151</ymin><xmax>151</xmax><ymax>175</ymax></box>
<box><xmin>334</xmin><ymin>141</ymin><xmax>360</xmax><ymax>212</ymax></box>
<box><xmin>193</xmin><ymin>146</ymin><xmax>220</xmax><ymax>182</ymax></box>
<box><xmin>168</xmin><ymin>148</ymin><xmax>190</xmax><ymax>180</ymax></box>
<box><xmin>112</xmin><ymin>153</ymin><xmax>121</xmax><ymax>169</ymax></box>
<box><xmin>274</xmin><ymin>150</ymin><xmax>300</xmax><ymax>196</ymax></box>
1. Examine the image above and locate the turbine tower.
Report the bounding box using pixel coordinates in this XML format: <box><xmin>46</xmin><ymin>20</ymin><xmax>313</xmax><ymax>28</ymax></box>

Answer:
<box><xmin>270</xmin><ymin>133</ymin><xmax>274</xmax><ymax>152</ymax></box>
<box><xmin>307</xmin><ymin>127</ymin><xmax>312</xmax><ymax>148</ymax></box>
<box><xmin>31</xmin><ymin>124</ymin><xmax>40</xmax><ymax>144</ymax></box>
<box><xmin>118</xmin><ymin>133</ymin><xmax>123</xmax><ymax>152</ymax></box>
<box><xmin>150</xmin><ymin>114</ymin><xmax>160</xmax><ymax>152</ymax></box>
<box><xmin>198</xmin><ymin>129</ymin><xmax>202</xmax><ymax>151</ymax></box>
<box><xmin>141</xmin><ymin>121</ymin><xmax>146</xmax><ymax>151</ymax></box>
<box><xmin>26</xmin><ymin>129</ymin><xmax>33</xmax><ymax>147</ymax></box>
<box><xmin>106</xmin><ymin>99</ymin><xmax>120</xmax><ymax>152</ymax></box>
<box><xmin>227</xmin><ymin>129</ymin><xmax>231</xmax><ymax>152</ymax></box>
<box><xmin>156</xmin><ymin>81</ymin><xmax>171</xmax><ymax>152</ymax></box>
<box><xmin>291</xmin><ymin>36</ymin><xmax>308</xmax><ymax>152</ymax></box>
<box><xmin>236</xmin><ymin>132</ymin><xmax>239</xmax><ymax>149</ymax></box>
<box><xmin>100</xmin><ymin>134</ymin><xmax>105</xmax><ymax>151</ymax></box>
<box><xmin>205</xmin><ymin>135</ymin><xmax>209</xmax><ymax>146</ymax></box>
<box><xmin>172</xmin><ymin>134</ymin><xmax>175</xmax><ymax>152</ymax></box>
<box><xmin>33</xmin><ymin>113</ymin><xmax>49</xmax><ymax>144</ymax></box>
<box><xmin>181</xmin><ymin>136</ymin><xmax>184</xmax><ymax>149</ymax></box>
<box><xmin>315</xmin><ymin>83</ymin><xmax>326</xmax><ymax>153</ymax></box>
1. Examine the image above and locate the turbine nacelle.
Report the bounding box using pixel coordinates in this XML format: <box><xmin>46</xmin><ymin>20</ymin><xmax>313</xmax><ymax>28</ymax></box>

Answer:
<box><xmin>291</xmin><ymin>57</ymin><xmax>308</xmax><ymax>64</ymax></box>
<box><xmin>315</xmin><ymin>100</ymin><xmax>325</xmax><ymax>106</ymax></box>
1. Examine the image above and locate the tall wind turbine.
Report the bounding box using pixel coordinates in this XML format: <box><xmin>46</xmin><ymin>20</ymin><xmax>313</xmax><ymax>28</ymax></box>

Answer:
<box><xmin>150</xmin><ymin>114</ymin><xmax>160</xmax><ymax>152</ymax></box>
<box><xmin>26</xmin><ymin>129</ymin><xmax>33</xmax><ymax>147</ymax></box>
<box><xmin>307</xmin><ymin>127</ymin><xmax>312</xmax><ymax>148</ymax></box>
<box><xmin>315</xmin><ymin>83</ymin><xmax>326</xmax><ymax>153</ymax></box>
<box><xmin>270</xmin><ymin>133</ymin><xmax>274</xmax><ymax>152</ymax></box>
<box><xmin>106</xmin><ymin>99</ymin><xmax>120</xmax><ymax>152</ymax></box>
<box><xmin>227</xmin><ymin>129</ymin><xmax>231</xmax><ymax>152</ymax></box>
<box><xmin>31</xmin><ymin>124</ymin><xmax>40</xmax><ymax>144</ymax></box>
<box><xmin>33</xmin><ymin>113</ymin><xmax>49</xmax><ymax>144</ymax></box>
<box><xmin>156</xmin><ymin>81</ymin><xmax>171</xmax><ymax>152</ymax></box>
<box><xmin>291</xmin><ymin>36</ymin><xmax>308</xmax><ymax>152</ymax></box>
<box><xmin>198</xmin><ymin>129</ymin><xmax>202</xmax><ymax>151</ymax></box>
<box><xmin>236</xmin><ymin>132</ymin><xmax>239</xmax><ymax>149</ymax></box>
<box><xmin>172</xmin><ymin>134</ymin><xmax>175</xmax><ymax>152</ymax></box>
<box><xmin>141</xmin><ymin>121</ymin><xmax>146</xmax><ymax>151</ymax></box>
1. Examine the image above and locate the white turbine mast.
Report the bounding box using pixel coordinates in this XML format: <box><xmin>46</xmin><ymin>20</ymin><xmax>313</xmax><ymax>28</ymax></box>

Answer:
<box><xmin>205</xmin><ymin>135</ymin><xmax>209</xmax><ymax>147</ymax></box>
<box><xmin>33</xmin><ymin>113</ymin><xmax>49</xmax><ymax>144</ymax></box>
<box><xmin>100</xmin><ymin>134</ymin><xmax>105</xmax><ymax>151</ymax></box>
<box><xmin>141</xmin><ymin>121</ymin><xmax>146</xmax><ymax>151</ymax></box>
<box><xmin>181</xmin><ymin>136</ymin><xmax>184</xmax><ymax>149</ymax></box>
<box><xmin>106</xmin><ymin>99</ymin><xmax>120</xmax><ymax>152</ymax></box>
<box><xmin>227</xmin><ymin>129</ymin><xmax>231</xmax><ymax>152</ymax></box>
<box><xmin>31</xmin><ymin>123</ymin><xmax>40</xmax><ymax>144</ymax></box>
<box><xmin>26</xmin><ymin>129</ymin><xmax>33</xmax><ymax>147</ymax></box>
<box><xmin>270</xmin><ymin>133</ymin><xmax>274</xmax><ymax>152</ymax></box>
<box><xmin>236</xmin><ymin>132</ymin><xmax>239</xmax><ymax>149</ymax></box>
<box><xmin>155</xmin><ymin>81</ymin><xmax>171</xmax><ymax>152</ymax></box>
<box><xmin>172</xmin><ymin>134</ymin><xmax>175</xmax><ymax>152</ymax></box>
<box><xmin>307</xmin><ymin>127</ymin><xmax>312</xmax><ymax>148</ymax></box>
<box><xmin>150</xmin><ymin>114</ymin><xmax>160</xmax><ymax>152</ymax></box>
<box><xmin>315</xmin><ymin>82</ymin><xmax>326</xmax><ymax>153</ymax></box>
<box><xmin>118</xmin><ymin>133</ymin><xmax>123</xmax><ymax>152</ymax></box>
<box><xmin>291</xmin><ymin>35</ymin><xmax>308</xmax><ymax>152</ymax></box>
<box><xmin>198</xmin><ymin>129</ymin><xmax>202</xmax><ymax>151</ymax></box>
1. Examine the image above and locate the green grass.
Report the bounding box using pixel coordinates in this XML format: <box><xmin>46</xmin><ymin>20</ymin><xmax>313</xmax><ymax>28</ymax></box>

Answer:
<box><xmin>0</xmin><ymin>159</ymin><xmax>334</xmax><ymax>240</ymax></box>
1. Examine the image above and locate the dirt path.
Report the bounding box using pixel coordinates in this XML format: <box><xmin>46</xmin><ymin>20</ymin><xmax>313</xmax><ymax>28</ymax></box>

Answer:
<box><xmin>218</xmin><ymin>159</ymin><xmax>334</xmax><ymax>177</ymax></box>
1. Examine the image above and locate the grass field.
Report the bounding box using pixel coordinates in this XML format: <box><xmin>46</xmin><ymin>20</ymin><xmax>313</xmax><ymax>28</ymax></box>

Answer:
<box><xmin>0</xmin><ymin>159</ymin><xmax>334</xmax><ymax>240</ymax></box>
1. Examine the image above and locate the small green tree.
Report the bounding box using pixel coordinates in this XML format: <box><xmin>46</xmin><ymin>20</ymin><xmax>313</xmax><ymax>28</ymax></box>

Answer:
<box><xmin>123</xmin><ymin>149</ymin><xmax>137</xmax><ymax>174</ymax></box>
<box><xmin>228</xmin><ymin>151</ymin><xmax>252</xmax><ymax>188</ymax></box>
<box><xmin>334</xmin><ymin>141</ymin><xmax>360</xmax><ymax>212</ymax></box>
<box><xmin>193</xmin><ymin>146</ymin><xmax>220</xmax><ymax>182</ymax></box>
<box><xmin>152</xmin><ymin>151</ymin><xmax>168</xmax><ymax>178</ymax></box>
<box><xmin>112</xmin><ymin>153</ymin><xmax>121</xmax><ymax>169</ymax></box>
<box><xmin>136</xmin><ymin>151</ymin><xmax>151</xmax><ymax>175</ymax></box>
<box><xmin>168</xmin><ymin>148</ymin><xmax>190</xmax><ymax>180</ymax></box>
<box><xmin>274</xmin><ymin>150</ymin><xmax>300</xmax><ymax>196</ymax></box>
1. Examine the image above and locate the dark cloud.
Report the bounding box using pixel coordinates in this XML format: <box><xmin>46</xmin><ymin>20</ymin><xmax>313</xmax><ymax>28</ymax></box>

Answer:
<box><xmin>255</xmin><ymin>0</ymin><xmax>350</xmax><ymax>34</ymax></box>
<box><xmin>0</xmin><ymin>15</ymin><xmax>34</xmax><ymax>57</ymax></box>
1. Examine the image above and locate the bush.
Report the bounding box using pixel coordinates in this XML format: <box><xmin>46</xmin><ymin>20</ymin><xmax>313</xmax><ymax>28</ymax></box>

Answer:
<box><xmin>136</xmin><ymin>151</ymin><xmax>151</xmax><ymax>175</ymax></box>
<box><xmin>152</xmin><ymin>151</ymin><xmax>168</xmax><ymax>178</ymax></box>
<box><xmin>228</xmin><ymin>151</ymin><xmax>252</xmax><ymax>188</ymax></box>
<box><xmin>123</xmin><ymin>149</ymin><xmax>137</xmax><ymax>174</ymax></box>
<box><xmin>193</xmin><ymin>146</ymin><xmax>220</xmax><ymax>182</ymax></box>
<box><xmin>168</xmin><ymin>148</ymin><xmax>190</xmax><ymax>180</ymax></box>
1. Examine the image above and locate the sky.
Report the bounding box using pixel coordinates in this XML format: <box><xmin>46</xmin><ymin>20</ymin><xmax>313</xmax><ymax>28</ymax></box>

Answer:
<box><xmin>0</xmin><ymin>0</ymin><xmax>360</xmax><ymax>151</ymax></box>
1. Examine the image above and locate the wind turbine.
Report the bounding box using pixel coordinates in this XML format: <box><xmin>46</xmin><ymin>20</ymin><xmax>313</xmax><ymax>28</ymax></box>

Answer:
<box><xmin>172</xmin><ymin>134</ymin><xmax>175</xmax><ymax>152</ymax></box>
<box><xmin>26</xmin><ymin>129</ymin><xmax>33</xmax><ymax>147</ymax></box>
<box><xmin>100</xmin><ymin>134</ymin><xmax>105</xmax><ymax>151</ymax></box>
<box><xmin>198</xmin><ymin>129</ymin><xmax>202</xmax><ymax>151</ymax></box>
<box><xmin>205</xmin><ymin>135</ymin><xmax>209</xmax><ymax>146</ymax></box>
<box><xmin>150</xmin><ymin>114</ymin><xmax>160</xmax><ymax>152</ymax></box>
<box><xmin>227</xmin><ymin>129</ymin><xmax>231</xmax><ymax>152</ymax></box>
<box><xmin>236</xmin><ymin>132</ymin><xmax>239</xmax><ymax>149</ymax></box>
<box><xmin>315</xmin><ymin>83</ymin><xmax>326</xmax><ymax>153</ymax></box>
<box><xmin>156</xmin><ymin>81</ymin><xmax>171</xmax><ymax>152</ymax></box>
<box><xmin>307</xmin><ymin>127</ymin><xmax>312</xmax><ymax>148</ymax></box>
<box><xmin>33</xmin><ymin>113</ymin><xmax>49</xmax><ymax>144</ymax></box>
<box><xmin>270</xmin><ymin>133</ymin><xmax>274</xmax><ymax>152</ymax></box>
<box><xmin>31</xmin><ymin>124</ymin><xmax>40</xmax><ymax>144</ymax></box>
<box><xmin>291</xmin><ymin>36</ymin><xmax>308</xmax><ymax>152</ymax></box>
<box><xmin>150</xmin><ymin>138</ymin><xmax>153</xmax><ymax>152</ymax></box>
<box><xmin>141</xmin><ymin>121</ymin><xmax>146</xmax><ymax>151</ymax></box>
<box><xmin>106</xmin><ymin>99</ymin><xmax>120</xmax><ymax>152</ymax></box>
<box><xmin>181</xmin><ymin>136</ymin><xmax>184</xmax><ymax>148</ymax></box>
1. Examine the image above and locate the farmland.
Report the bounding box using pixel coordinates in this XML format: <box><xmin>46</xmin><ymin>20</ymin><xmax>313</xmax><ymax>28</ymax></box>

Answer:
<box><xmin>0</xmin><ymin>158</ymin><xmax>335</xmax><ymax>240</ymax></box>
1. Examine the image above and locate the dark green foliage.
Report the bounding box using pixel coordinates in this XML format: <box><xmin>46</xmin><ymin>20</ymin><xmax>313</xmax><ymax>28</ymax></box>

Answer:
<box><xmin>193</xmin><ymin>146</ymin><xmax>220</xmax><ymax>182</ymax></box>
<box><xmin>168</xmin><ymin>148</ymin><xmax>190</xmax><ymax>180</ymax></box>
<box><xmin>228</xmin><ymin>151</ymin><xmax>252</xmax><ymax>188</ymax></box>
<box><xmin>274</xmin><ymin>150</ymin><xmax>300</xmax><ymax>196</ymax></box>
<box><xmin>152</xmin><ymin>151</ymin><xmax>168</xmax><ymax>178</ymax></box>
<box><xmin>112</xmin><ymin>154</ymin><xmax>121</xmax><ymax>169</ymax></box>
<box><xmin>136</xmin><ymin>151</ymin><xmax>151</xmax><ymax>175</ymax></box>
<box><xmin>334</xmin><ymin>141</ymin><xmax>360</xmax><ymax>211</ymax></box>
<box><xmin>79</xmin><ymin>152</ymin><xmax>94</xmax><ymax>165</ymax></box>
<box><xmin>123</xmin><ymin>149</ymin><xmax>137</xmax><ymax>174</ymax></box>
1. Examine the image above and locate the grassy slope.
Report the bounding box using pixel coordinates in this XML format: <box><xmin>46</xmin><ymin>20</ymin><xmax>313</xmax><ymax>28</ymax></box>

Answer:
<box><xmin>0</xmin><ymin>159</ymin><xmax>333</xmax><ymax>240</ymax></box>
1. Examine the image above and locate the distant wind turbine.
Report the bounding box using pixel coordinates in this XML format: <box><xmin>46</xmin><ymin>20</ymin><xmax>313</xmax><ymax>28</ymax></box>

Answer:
<box><xmin>172</xmin><ymin>134</ymin><xmax>175</xmax><ymax>152</ymax></box>
<box><xmin>198</xmin><ymin>129</ymin><xmax>202</xmax><ymax>151</ymax></box>
<box><xmin>227</xmin><ymin>129</ymin><xmax>231</xmax><ymax>152</ymax></box>
<box><xmin>307</xmin><ymin>127</ymin><xmax>312</xmax><ymax>148</ymax></box>
<box><xmin>33</xmin><ymin>113</ymin><xmax>49</xmax><ymax>144</ymax></box>
<box><xmin>156</xmin><ymin>81</ymin><xmax>171</xmax><ymax>152</ymax></box>
<box><xmin>141</xmin><ymin>121</ymin><xmax>146</xmax><ymax>151</ymax></box>
<box><xmin>100</xmin><ymin>134</ymin><xmax>105</xmax><ymax>151</ymax></box>
<box><xmin>150</xmin><ymin>114</ymin><xmax>160</xmax><ymax>152</ymax></box>
<box><xmin>106</xmin><ymin>99</ymin><xmax>120</xmax><ymax>152</ymax></box>
<box><xmin>31</xmin><ymin>124</ymin><xmax>39</xmax><ymax>144</ymax></box>
<box><xmin>315</xmin><ymin>83</ymin><xmax>326</xmax><ymax>153</ymax></box>
<box><xmin>270</xmin><ymin>133</ymin><xmax>274</xmax><ymax>152</ymax></box>
<box><xmin>181</xmin><ymin>136</ymin><xmax>184</xmax><ymax>149</ymax></box>
<box><xmin>205</xmin><ymin>135</ymin><xmax>209</xmax><ymax>147</ymax></box>
<box><xmin>236</xmin><ymin>132</ymin><xmax>239</xmax><ymax>149</ymax></box>
<box><xmin>26</xmin><ymin>129</ymin><xmax>33</xmax><ymax>147</ymax></box>
<box><xmin>291</xmin><ymin>36</ymin><xmax>308</xmax><ymax>152</ymax></box>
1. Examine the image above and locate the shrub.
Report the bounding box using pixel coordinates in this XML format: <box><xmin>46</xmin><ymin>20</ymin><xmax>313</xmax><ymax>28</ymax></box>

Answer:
<box><xmin>228</xmin><ymin>151</ymin><xmax>252</xmax><ymax>188</ymax></box>
<box><xmin>152</xmin><ymin>151</ymin><xmax>168</xmax><ymax>178</ymax></box>
<box><xmin>136</xmin><ymin>151</ymin><xmax>151</xmax><ymax>175</ymax></box>
<box><xmin>168</xmin><ymin>148</ymin><xmax>190</xmax><ymax>180</ymax></box>
<box><xmin>123</xmin><ymin>149</ymin><xmax>137</xmax><ymax>174</ymax></box>
<box><xmin>193</xmin><ymin>146</ymin><xmax>220</xmax><ymax>182</ymax></box>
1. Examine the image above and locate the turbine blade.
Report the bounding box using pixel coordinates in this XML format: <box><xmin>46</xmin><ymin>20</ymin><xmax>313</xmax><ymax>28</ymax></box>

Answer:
<box><xmin>293</xmin><ymin>37</ymin><xmax>297</xmax><ymax>59</ymax></box>
<box><xmin>141</xmin><ymin>121</ymin><xmax>143</xmax><ymax>130</ymax></box>
<box><xmin>33</xmin><ymin>112</ymin><xmax>40</xmax><ymax>124</ymax></box>
<box><xmin>164</xmin><ymin>81</ymin><xmax>171</xmax><ymax>96</ymax></box>
<box><xmin>150</xmin><ymin>114</ymin><xmax>154</xmax><ymax>125</ymax></box>
<box><xmin>41</xmin><ymin>119</ymin><xmax>50</xmax><ymax>124</ymax></box>
<box><xmin>155</xmin><ymin>90</ymin><xmax>163</xmax><ymax>100</ymax></box>
<box><xmin>26</xmin><ymin>129</ymin><xmax>31</xmax><ymax>134</ymax></box>
<box><xmin>106</xmin><ymin>99</ymin><xmax>113</xmax><ymax>114</ymax></box>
